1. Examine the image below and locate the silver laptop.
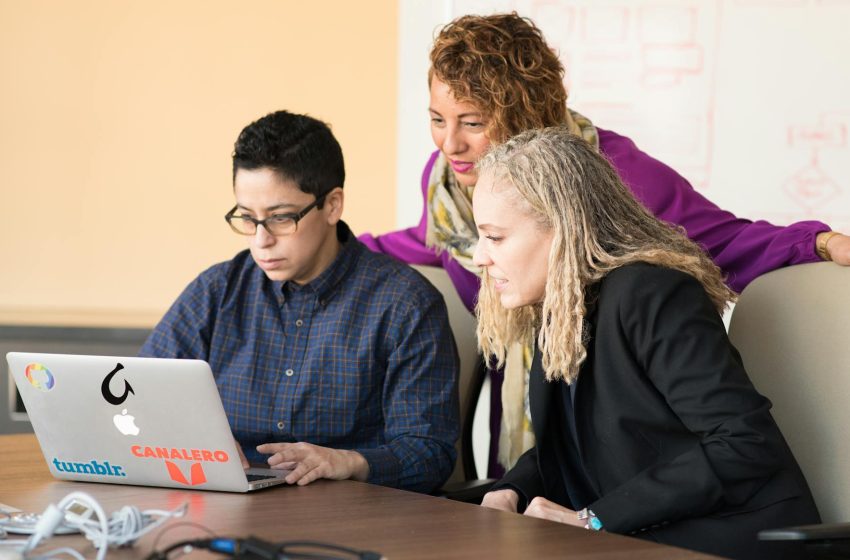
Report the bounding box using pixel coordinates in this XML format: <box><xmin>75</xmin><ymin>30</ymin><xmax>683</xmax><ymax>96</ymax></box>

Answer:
<box><xmin>7</xmin><ymin>352</ymin><xmax>289</xmax><ymax>492</ymax></box>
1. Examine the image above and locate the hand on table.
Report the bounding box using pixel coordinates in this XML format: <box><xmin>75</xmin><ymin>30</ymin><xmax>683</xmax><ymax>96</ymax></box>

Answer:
<box><xmin>523</xmin><ymin>497</ymin><xmax>586</xmax><ymax>528</ymax></box>
<box><xmin>480</xmin><ymin>489</ymin><xmax>520</xmax><ymax>513</ymax></box>
<box><xmin>256</xmin><ymin>442</ymin><xmax>369</xmax><ymax>486</ymax></box>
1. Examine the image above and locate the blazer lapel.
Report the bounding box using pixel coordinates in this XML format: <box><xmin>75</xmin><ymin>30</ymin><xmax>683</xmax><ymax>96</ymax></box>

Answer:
<box><xmin>572</xmin><ymin>288</ymin><xmax>604</xmax><ymax>497</ymax></box>
<box><xmin>529</xmin><ymin>345</ymin><xmax>553</xmax><ymax>444</ymax></box>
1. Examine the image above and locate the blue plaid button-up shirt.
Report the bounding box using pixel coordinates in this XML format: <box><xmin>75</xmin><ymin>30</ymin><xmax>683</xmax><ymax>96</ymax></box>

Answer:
<box><xmin>140</xmin><ymin>222</ymin><xmax>459</xmax><ymax>492</ymax></box>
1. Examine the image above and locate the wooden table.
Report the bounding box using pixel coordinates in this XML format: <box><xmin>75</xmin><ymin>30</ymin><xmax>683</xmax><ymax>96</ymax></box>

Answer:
<box><xmin>0</xmin><ymin>435</ymin><xmax>717</xmax><ymax>559</ymax></box>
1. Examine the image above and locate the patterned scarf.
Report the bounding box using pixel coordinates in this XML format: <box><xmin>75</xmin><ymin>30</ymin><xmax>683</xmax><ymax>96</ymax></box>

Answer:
<box><xmin>425</xmin><ymin>109</ymin><xmax>599</xmax><ymax>470</ymax></box>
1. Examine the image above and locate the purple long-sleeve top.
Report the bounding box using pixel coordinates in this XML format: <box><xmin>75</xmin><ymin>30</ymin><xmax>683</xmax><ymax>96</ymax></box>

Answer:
<box><xmin>360</xmin><ymin>127</ymin><xmax>829</xmax><ymax>312</ymax></box>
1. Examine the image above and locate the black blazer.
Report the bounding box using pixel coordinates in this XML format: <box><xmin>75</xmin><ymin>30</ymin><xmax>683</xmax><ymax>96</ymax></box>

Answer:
<box><xmin>495</xmin><ymin>263</ymin><xmax>819</xmax><ymax>559</ymax></box>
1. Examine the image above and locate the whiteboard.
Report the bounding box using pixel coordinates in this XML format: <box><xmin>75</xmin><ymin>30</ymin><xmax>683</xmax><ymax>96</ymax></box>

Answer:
<box><xmin>396</xmin><ymin>0</ymin><xmax>850</xmax><ymax>234</ymax></box>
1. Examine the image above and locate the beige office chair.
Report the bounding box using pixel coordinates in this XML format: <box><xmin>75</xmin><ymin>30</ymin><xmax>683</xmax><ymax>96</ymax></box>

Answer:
<box><xmin>412</xmin><ymin>265</ymin><xmax>495</xmax><ymax>501</ymax></box>
<box><xmin>728</xmin><ymin>262</ymin><xmax>850</xmax><ymax>552</ymax></box>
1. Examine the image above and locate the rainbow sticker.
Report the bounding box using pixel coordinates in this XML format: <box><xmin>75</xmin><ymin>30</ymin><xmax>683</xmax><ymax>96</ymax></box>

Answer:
<box><xmin>25</xmin><ymin>363</ymin><xmax>55</xmax><ymax>392</ymax></box>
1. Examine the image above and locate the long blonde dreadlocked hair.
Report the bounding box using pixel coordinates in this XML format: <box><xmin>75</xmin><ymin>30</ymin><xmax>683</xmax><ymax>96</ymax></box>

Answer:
<box><xmin>475</xmin><ymin>127</ymin><xmax>736</xmax><ymax>383</ymax></box>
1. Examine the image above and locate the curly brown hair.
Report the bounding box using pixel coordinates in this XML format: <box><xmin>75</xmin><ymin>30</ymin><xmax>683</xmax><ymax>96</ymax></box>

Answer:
<box><xmin>429</xmin><ymin>12</ymin><xmax>568</xmax><ymax>143</ymax></box>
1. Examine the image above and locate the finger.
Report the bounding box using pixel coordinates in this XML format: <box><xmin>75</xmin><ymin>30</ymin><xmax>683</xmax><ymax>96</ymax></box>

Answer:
<box><xmin>525</xmin><ymin>503</ymin><xmax>573</xmax><ymax>525</ymax></box>
<box><xmin>256</xmin><ymin>443</ymin><xmax>288</xmax><ymax>454</ymax></box>
<box><xmin>284</xmin><ymin>461</ymin><xmax>315</xmax><ymax>485</ymax></box>
<box><xmin>525</xmin><ymin>508</ymin><xmax>558</xmax><ymax>522</ymax></box>
<box><xmin>270</xmin><ymin>461</ymin><xmax>297</xmax><ymax>470</ymax></box>
<box><xmin>266</xmin><ymin>452</ymin><xmax>289</xmax><ymax>467</ymax></box>
<box><xmin>528</xmin><ymin>497</ymin><xmax>551</xmax><ymax>508</ymax></box>
<box><xmin>523</xmin><ymin>503</ymin><xmax>542</xmax><ymax>518</ymax></box>
<box><xmin>526</xmin><ymin>497</ymin><xmax>556</xmax><ymax>515</ymax></box>
<box><xmin>524</xmin><ymin>502</ymin><xmax>558</xmax><ymax>522</ymax></box>
<box><xmin>296</xmin><ymin>463</ymin><xmax>326</xmax><ymax>486</ymax></box>
<box><xmin>481</xmin><ymin>497</ymin><xmax>508</xmax><ymax>511</ymax></box>
<box><xmin>266</xmin><ymin>447</ymin><xmax>307</xmax><ymax>465</ymax></box>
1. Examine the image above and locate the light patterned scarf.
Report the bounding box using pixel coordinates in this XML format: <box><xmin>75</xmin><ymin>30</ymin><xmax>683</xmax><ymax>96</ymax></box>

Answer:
<box><xmin>425</xmin><ymin>109</ymin><xmax>599</xmax><ymax>470</ymax></box>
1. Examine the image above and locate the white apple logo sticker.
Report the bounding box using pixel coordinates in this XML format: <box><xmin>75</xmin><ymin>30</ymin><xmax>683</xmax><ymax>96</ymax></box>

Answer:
<box><xmin>113</xmin><ymin>408</ymin><xmax>140</xmax><ymax>436</ymax></box>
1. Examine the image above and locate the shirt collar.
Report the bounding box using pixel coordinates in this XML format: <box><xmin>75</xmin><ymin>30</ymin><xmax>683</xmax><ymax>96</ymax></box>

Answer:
<box><xmin>276</xmin><ymin>221</ymin><xmax>359</xmax><ymax>306</ymax></box>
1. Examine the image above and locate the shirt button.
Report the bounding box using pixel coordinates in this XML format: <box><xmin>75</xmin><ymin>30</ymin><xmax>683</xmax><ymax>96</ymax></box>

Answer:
<box><xmin>277</xmin><ymin>421</ymin><xmax>285</xmax><ymax>430</ymax></box>
<box><xmin>295</xmin><ymin>319</ymin><xmax>303</xmax><ymax>327</ymax></box>
<box><xmin>285</xmin><ymin>368</ymin><xmax>294</xmax><ymax>377</ymax></box>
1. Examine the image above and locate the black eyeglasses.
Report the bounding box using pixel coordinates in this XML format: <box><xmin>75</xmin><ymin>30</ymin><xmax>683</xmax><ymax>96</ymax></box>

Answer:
<box><xmin>225</xmin><ymin>193</ymin><xmax>328</xmax><ymax>236</ymax></box>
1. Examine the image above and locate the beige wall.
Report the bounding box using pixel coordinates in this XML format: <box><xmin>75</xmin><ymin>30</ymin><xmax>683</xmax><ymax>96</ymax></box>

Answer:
<box><xmin>0</xmin><ymin>0</ymin><xmax>398</xmax><ymax>327</ymax></box>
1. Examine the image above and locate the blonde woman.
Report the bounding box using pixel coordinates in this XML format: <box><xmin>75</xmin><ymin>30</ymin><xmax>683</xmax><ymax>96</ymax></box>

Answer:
<box><xmin>473</xmin><ymin>127</ymin><xmax>819</xmax><ymax>560</ymax></box>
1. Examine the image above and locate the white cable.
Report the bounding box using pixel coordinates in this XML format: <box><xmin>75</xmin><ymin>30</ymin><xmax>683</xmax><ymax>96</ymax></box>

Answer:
<box><xmin>0</xmin><ymin>541</ymin><xmax>30</xmax><ymax>548</ymax></box>
<box><xmin>22</xmin><ymin>504</ymin><xmax>69</xmax><ymax>553</ymax></box>
<box><xmin>9</xmin><ymin>491</ymin><xmax>186</xmax><ymax>560</ymax></box>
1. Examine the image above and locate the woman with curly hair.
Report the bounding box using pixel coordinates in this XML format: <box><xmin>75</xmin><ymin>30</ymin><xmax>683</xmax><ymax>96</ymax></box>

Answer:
<box><xmin>473</xmin><ymin>127</ymin><xmax>819</xmax><ymax>560</ymax></box>
<box><xmin>359</xmin><ymin>12</ymin><xmax>850</xmax><ymax>475</ymax></box>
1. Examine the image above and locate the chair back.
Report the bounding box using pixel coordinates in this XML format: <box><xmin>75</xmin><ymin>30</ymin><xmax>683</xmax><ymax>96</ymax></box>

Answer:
<box><xmin>412</xmin><ymin>265</ymin><xmax>483</xmax><ymax>484</ymax></box>
<box><xmin>728</xmin><ymin>262</ymin><xmax>850</xmax><ymax>523</ymax></box>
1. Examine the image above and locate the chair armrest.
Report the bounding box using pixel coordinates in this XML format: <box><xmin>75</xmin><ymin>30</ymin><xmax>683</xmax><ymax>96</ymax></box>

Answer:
<box><xmin>759</xmin><ymin>522</ymin><xmax>850</xmax><ymax>542</ymax></box>
<box><xmin>759</xmin><ymin>523</ymin><xmax>850</xmax><ymax>560</ymax></box>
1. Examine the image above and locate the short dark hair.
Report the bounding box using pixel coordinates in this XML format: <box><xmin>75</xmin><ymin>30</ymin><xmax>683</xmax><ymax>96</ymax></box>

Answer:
<box><xmin>232</xmin><ymin>110</ymin><xmax>345</xmax><ymax>200</ymax></box>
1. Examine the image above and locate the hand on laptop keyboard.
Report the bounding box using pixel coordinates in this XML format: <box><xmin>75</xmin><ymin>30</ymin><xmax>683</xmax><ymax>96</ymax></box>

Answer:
<box><xmin>256</xmin><ymin>442</ymin><xmax>369</xmax><ymax>486</ymax></box>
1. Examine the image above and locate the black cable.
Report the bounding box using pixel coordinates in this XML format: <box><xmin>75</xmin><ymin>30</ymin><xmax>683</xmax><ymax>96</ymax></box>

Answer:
<box><xmin>276</xmin><ymin>540</ymin><xmax>382</xmax><ymax>560</ymax></box>
<box><xmin>145</xmin><ymin>538</ymin><xmax>215</xmax><ymax>560</ymax></box>
<box><xmin>150</xmin><ymin>521</ymin><xmax>217</xmax><ymax>553</ymax></box>
<box><xmin>146</xmin><ymin>536</ymin><xmax>382</xmax><ymax>560</ymax></box>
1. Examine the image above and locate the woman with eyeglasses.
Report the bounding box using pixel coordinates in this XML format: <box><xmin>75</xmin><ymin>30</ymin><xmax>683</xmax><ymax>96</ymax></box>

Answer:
<box><xmin>472</xmin><ymin>126</ymin><xmax>820</xmax><ymax>560</ymax></box>
<box><xmin>359</xmin><ymin>12</ymin><xmax>850</xmax><ymax>475</ymax></box>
